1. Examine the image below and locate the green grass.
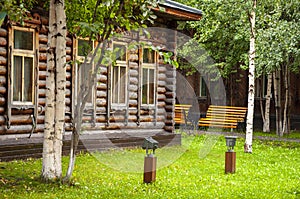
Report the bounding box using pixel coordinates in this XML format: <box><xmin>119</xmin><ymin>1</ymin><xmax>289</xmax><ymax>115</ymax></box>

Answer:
<box><xmin>1</xmin><ymin>134</ymin><xmax>300</xmax><ymax>199</ymax></box>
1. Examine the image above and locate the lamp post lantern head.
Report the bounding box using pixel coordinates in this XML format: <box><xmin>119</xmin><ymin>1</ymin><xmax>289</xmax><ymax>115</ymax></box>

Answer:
<box><xmin>142</xmin><ymin>137</ymin><xmax>159</xmax><ymax>156</ymax></box>
<box><xmin>225</xmin><ymin>136</ymin><xmax>237</xmax><ymax>152</ymax></box>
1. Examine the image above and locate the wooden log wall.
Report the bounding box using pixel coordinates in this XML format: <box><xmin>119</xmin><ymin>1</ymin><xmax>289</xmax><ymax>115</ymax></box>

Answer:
<box><xmin>0</xmin><ymin>12</ymin><xmax>178</xmax><ymax>136</ymax></box>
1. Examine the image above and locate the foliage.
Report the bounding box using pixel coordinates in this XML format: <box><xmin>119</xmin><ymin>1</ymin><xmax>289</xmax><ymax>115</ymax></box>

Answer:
<box><xmin>1</xmin><ymin>134</ymin><xmax>300</xmax><ymax>198</ymax></box>
<box><xmin>0</xmin><ymin>0</ymin><xmax>37</xmax><ymax>26</ymax></box>
<box><xmin>65</xmin><ymin>0</ymin><xmax>158</xmax><ymax>40</ymax></box>
<box><xmin>175</xmin><ymin>0</ymin><xmax>300</xmax><ymax>78</ymax></box>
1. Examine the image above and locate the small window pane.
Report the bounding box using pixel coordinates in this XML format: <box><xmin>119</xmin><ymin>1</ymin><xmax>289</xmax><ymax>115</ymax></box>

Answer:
<box><xmin>143</xmin><ymin>48</ymin><xmax>155</xmax><ymax>63</ymax></box>
<box><xmin>142</xmin><ymin>68</ymin><xmax>148</xmax><ymax>104</ymax></box>
<box><xmin>79</xmin><ymin>63</ymin><xmax>92</xmax><ymax>103</ymax></box>
<box><xmin>14</xmin><ymin>30</ymin><xmax>33</xmax><ymax>50</ymax></box>
<box><xmin>78</xmin><ymin>39</ymin><xmax>92</xmax><ymax>57</ymax></box>
<box><xmin>112</xmin><ymin>66</ymin><xmax>118</xmax><ymax>103</ymax></box>
<box><xmin>24</xmin><ymin>57</ymin><xmax>33</xmax><ymax>102</ymax></box>
<box><xmin>13</xmin><ymin>56</ymin><xmax>22</xmax><ymax>101</ymax></box>
<box><xmin>149</xmin><ymin>69</ymin><xmax>155</xmax><ymax>104</ymax></box>
<box><xmin>119</xmin><ymin>67</ymin><xmax>126</xmax><ymax>103</ymax></box>
<box><xmin>114</xmin><ymin>44</ymin><xmax>126</xmax><ymax>61</ymax></box>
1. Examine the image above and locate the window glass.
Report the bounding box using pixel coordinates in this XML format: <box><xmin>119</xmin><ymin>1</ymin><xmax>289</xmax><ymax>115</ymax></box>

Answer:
<box><xmin>14</xmin><ymin>30</ymin><xmax>33</xmax><ymax>50</ymax></box>
<box><xmin>143</xmin><ymin>48</ymin><xmax>155</xmax><ymax>63</ymax></box>
<box><xmin>13</xmin><ymin>56</ymin><xmax>22</xmax><ymax>101</ymax></box>
<box><xmin>114</xmin><ymin>44</ymin><xmax>126</xmax><ymax>61</ymax></box>
<box><xmin>24</xmin><ymin>57</ymin><xmax>33</xmax><ymax>102</ymax></box>
<box><xmin>78</xmin><ymin>39</ymin><xmax>92</xmax><ymax>57</ymax></box>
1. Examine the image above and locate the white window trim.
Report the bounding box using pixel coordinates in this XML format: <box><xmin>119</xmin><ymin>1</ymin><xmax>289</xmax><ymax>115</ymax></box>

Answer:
<box><xmin>111</xmin><ymin>42</ymin><xmax>128</xmax><ymax>108</ymax></box>
<box><xmin>141</xmin><ymin>48</ymin><xmax>157</xmax><ymax>107</ymax></box>
<box><xmin>11</xmin><ymin>26</ymin><xmax>36</xmax><ymax>106</ymax></box>
<box><xmin>75</xmin><ymin>38</ymin><xmax>95</xmax><ymax>108</ymax></box>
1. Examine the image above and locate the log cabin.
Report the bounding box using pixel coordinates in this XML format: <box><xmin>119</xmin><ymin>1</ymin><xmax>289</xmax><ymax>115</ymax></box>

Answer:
<box><xmin>177</xmin><ymin>60</ymin><xmax>300</xmax><ymax>131</ymax></box>
<box><xmin>0</xmin><ymin>1</ymin><xmax>202</xmax><ymax>160</ymax></box>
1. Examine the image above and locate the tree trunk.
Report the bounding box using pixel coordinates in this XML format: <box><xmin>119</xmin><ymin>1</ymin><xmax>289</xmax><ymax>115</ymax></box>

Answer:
<box><xmin>244</xmin><ymin>0</ymin><xmax>256</xmax><ymax>153</ymax></box>
<box><xmin>273</xmin><ymin>69</ymin><xmax>282</xmax><ymax>136</ymax></box>
<box><xmin>282</xmin><ymin>63</ymin><xmax>290</xmax><ymax>134</ymax></box>
<box><xmin>263</xmin><ymin>73</ymin><xmax>272</xmax><ymax>133</ymax></box>
<box><xmin>42</xmin><ymin>0</ymin><xmax>66</xmax><ymax>181</ymax></box>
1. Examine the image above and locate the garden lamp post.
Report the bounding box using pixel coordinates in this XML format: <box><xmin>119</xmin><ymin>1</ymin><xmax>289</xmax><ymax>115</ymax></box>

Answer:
<box><xmin>225</xmin><ymin>136</ymin><xmax>237</xmax><ymax>174</ymax></box>
<box><xmin>142</xmin><ymin>137</ymin><xmax>158</xmax><ymax>183</ymax></box>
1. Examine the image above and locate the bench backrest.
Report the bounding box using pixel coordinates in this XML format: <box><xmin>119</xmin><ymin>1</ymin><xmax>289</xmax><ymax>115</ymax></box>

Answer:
<box><xmin>206</xmin><ymin>105</ymin><xmax>247</xmax><ymax>122</ymax></box>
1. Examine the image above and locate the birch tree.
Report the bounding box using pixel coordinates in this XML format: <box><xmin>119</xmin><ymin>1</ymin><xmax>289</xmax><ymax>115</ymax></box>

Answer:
<box><xmin>42</xmin><ymin>0</ymin><xmax>67</xmax><ymax>181</ymax></box>
<box><xmin>262</xmin><ymin>74</ymin><xmax>272</xmax><ymax>133</ymax></box>
<box><xmin>244</xmin><ymin>0</ymin><xmax>256</xmax><ymax>153</ymax></box>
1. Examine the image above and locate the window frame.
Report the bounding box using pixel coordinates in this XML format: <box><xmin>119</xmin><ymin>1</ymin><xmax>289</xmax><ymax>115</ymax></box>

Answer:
<box><xmin>75</xmin><ymin>37</ymin><xmax>96</xmax><ymax>109</ymax></box>
<box><xmin>111</xmin><ymin>42</ymin><xmax>128</xmax><ymax>108</ymax></box>
<box><xmin>199</xmin><ymin>74</ymin><xmax>207</xmax><ymax>98</ymax></box>
<box><xmin>10</xmin><ymin>26</ymin><xmax>37</xmax><ymax>106</ymax></box>
<box><xmin>141</xmin><ymin>47</ymin><xmax>157</xmax><ymax>107</ymax></box>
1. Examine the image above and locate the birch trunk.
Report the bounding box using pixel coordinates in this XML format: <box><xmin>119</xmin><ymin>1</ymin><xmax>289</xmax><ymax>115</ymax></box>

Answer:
<box><xmin>263</xmin><ymin>74</ymin><xmax>272</xmax><ymax>132</ymax></box>
<box><xmin>244</xmin><ymin>0</ymin><xmax>256</xmax><ymax>153</ymax></box>
<box><xmin>273</xmin><ymin>70</ymin><xmax>282</xmax><ymax>136</ymax></box>
<box><xmin>282</xmin><ymin>64</ymin><xmax>290</xmax><ymax>134</ymax></box>
<box><xmin>42</xmin><ymin>0</ymin><xmax>66</xmax><ymax>181</ymax></box>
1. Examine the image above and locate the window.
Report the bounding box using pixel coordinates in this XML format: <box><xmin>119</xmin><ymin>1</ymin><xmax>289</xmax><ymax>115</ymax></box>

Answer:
<box><xmin>11</xmin><ymin>27</ymin><xmax>36</xmax><ymax>105</ymax></box>
<box><xmin>141</xmin><ymin>48</ymin><xmax>156</xmax><ymax>105</ymax></box>
<box><xmin>111</xmin><ymin>43</ymin><xmax>127</xmax><ymax>105</ymax></box>
<box><xmin>76</xmin><ymin>38</ymin><xmax>95</xmax><ymax>106</ymax></box>
<box><xmin>199</xmin><ymin>75</ymin><xmax>207</xmax><ymax>97</ymax></box>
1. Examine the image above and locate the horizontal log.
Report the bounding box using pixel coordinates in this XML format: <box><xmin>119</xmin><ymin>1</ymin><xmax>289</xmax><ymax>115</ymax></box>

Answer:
<box><xmin>0</xmin><ymin>86</ymin><xmax>6</xmax><ymax>95</ymax></box>
<box><xmin>166</xmin><ymin>77</ymin><xmax>175</xmax><ymax>84</ymax></box>
<box><xmin>0</xmin><ymin>107</ymin><xmax>4</xmax><ymax>114</ymax></box>
<box><xmin>0</xmin><ymin>65</ymin><xmax>6</xmax><ymax>75</ymax></box>
<box><xmin>158</xmin><ymin>73</ymin><xmax>167</xmax><ymax>81</ymax></box>
<box><xmin>39</xmin><ymin>53</ymin><xmax>46</xmax><ymax>61</ymax></box>
<box><xmin>157</xmin><ymin>81</ymin><xmax>166</xmax><ymax>87</ymax></box>
<box><xmin>158</xmin><ymin>66</ymin><xmax>167</xmax><ymax>73</ymax></box>
<box><xmin>129</xmin><ymin>92</ymin><xmax>137</xmax><ymax>99</ymax></box>
<box><xmin>0</xmin><ymin>47</ymin><xmax>6</xmax><ymax>56</ymax></box>
<box><xmin>157</xmin><ymin>87</ymin><xmax>166</xmax><ymax>94</ymax></box>
<box><xmin>165</xmin><ymin>91</ymin><xmax>175</xmax><ymax>98</ymax></box>
<box><xmin>99</xmin><ymin>66</ymin><xmax>108</xmax><ymax>74</ymax></box>
<box><xmin>39</xmin><ymin>71</ymin><xmax>47</xmax><ymax>80</ymax></box>
<box><xmin>157</xmin><ymin>101</ymin><xmax>166</xmax><ymax>108</ymax></box>
<box><xmin>98</xmin><ymin>74</ymin><xmax>107</xmax><ymax>83</ymax></box>
<box><xmin>0</xmin><ymin>38</ymin><xmax>7</xmax><ymax>47</ymax></box>
<box><xmin>39</xmin><ymin>43</ymin><xmax>47</xmax><ymax>52</ymax></box>
<box><xmin>129</xmin><ymin>77</ymin><xmax>138</xmax><ymax>85</ymax></box>
<box><xmin>39</xmin><ymin>34</ymin><xmax>47</xmax><ymax>44</ymax></box>
<box><xmin>0</xmin><ymin>56</ymin><xmax>6</xmax><ymax>65</ymax></box>
<box><xmin>128</xmin><ymin>85</ymin><xmax>138</xmax><ymax>92</ymax></box>
<box><xmin>128</xmin><ymin>100</ymin><xmax>137</xmax><ymax>107</ymax></box>
<box><xmin>0</xmin><ymin>28</ymin><xmax>7</xmax><ymax>37</ymax></box>
<box><xmin>157</xmin><ymin>94</ymin><xmax>166</xmax><ymax>101</ymax></box>
<box><xmin>0</xmin><ymin>124</ymin><xmax>45</xmax><ymax>134</ymax></box>
<box><xmin>96</xmin><ymin>90</ymin><xmax>106</xmax><ymax>98</ymax></box>
<box><xmin>39</xmin><ymin>26</ymin><xmax>48</xmax><ymax>34</ymax></box>
<box><xmin>96</xmin><ymin>83</ymin><xmax>107</xmax><ymax>90</ymax></box>
<box><xmin>39</xmin><ymin>62</ymin><xmax>47</xmax><ymax>70</ymax></box>
<box><xmin>96</xmin><ymin>99</ymin><xmax>107</xmax><ymax>106</ymax></box>
<box><xmin>129</xmin><ymin>62</ymin><xmax>138</xmax><ymax>69</ymax></box>
<box><xmin>129</xmin><ymin>69</ymin><xmax>138</xmax><ymax>77</ymax></box>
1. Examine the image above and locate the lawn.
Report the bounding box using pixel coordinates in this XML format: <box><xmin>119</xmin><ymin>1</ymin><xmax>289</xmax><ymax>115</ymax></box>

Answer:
<box><xmin>1</xmin><ymin>134</ymin><xmax>300</xmax><ymax>199</ymax></box>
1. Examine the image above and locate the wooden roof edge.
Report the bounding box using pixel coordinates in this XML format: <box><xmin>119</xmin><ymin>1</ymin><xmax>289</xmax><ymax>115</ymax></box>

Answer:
<box><xmin>154</xmin><ymin>0</ymin><xmax>202</xmax><ymax>21</ymax></box>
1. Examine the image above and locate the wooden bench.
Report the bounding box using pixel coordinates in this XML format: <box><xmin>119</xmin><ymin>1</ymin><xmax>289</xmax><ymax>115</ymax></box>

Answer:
<box><xmin>174</xmin><ymin>104</ymin><xmax>191</xmax><ymax>126</ymax></box>
<box><xmin>198</xmin><ymin>105</ymin><xmax>247</xmax><ymax>129</ymax></box>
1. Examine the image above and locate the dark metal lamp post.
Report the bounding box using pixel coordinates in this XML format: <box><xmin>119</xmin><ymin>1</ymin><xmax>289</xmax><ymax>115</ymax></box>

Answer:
<box><xmin>142</xmin><ymin>137</ymin><xmax>158</xmax><ymax>183</ymax></box>
<box><xmin>225</xmin><ymin>136</ymin><xmax>237</xmax><ymax>174</ymax></box>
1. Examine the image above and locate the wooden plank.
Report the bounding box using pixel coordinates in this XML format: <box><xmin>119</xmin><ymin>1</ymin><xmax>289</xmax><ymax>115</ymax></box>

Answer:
<box><xmin>199</xmin><ymin>105</ymin><xmax>247</xmax><ymax>129</ymax></box>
